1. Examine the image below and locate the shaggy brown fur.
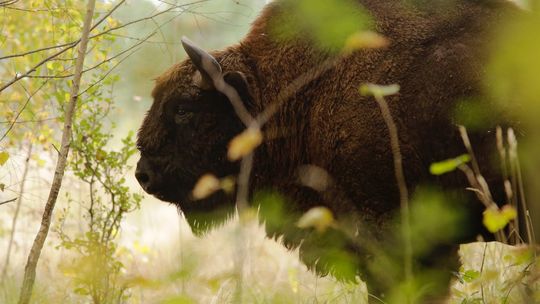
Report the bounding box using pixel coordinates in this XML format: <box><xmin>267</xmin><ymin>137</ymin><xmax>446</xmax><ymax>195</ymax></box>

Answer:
<box><xmin>136</xmin><ymin>0</ymin><xmax>515</xmax><ymax>299</ymax></box>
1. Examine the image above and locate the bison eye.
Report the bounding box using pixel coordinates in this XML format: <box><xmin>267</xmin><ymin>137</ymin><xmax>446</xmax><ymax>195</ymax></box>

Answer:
<box><xmin>174</xmin><ymin>108</ymin><xmax>194</xmax><ymax>124</ymax></box>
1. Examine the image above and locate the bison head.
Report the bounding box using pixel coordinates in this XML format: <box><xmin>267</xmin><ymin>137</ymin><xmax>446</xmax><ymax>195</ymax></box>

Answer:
<box><xmin>135</xmin><ymin>38</ymin><xmax>253</xmax><ymax>232</ymax></box>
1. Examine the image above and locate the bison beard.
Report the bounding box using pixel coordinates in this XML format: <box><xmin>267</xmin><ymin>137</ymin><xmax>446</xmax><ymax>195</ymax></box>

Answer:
<box><xmin>135</xmin><ymin>0</ymin><xmax>516</xmax><ymax>301</ymax></box>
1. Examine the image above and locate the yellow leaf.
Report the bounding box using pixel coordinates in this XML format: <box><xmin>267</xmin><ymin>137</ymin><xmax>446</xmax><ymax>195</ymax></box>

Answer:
<box><xmin>0</xmin><ymin>151</ymin><xmax>9</xmax><ymax>166</ymax></box>
<box><xmin>227</xmin><ymin>128</ymin><xmax>263</xmax><ymax>161</ymax></box>
<box><xmin>36</xmin><ymin>158</ymin><xmax>46</xmax><ymax>167</ymax></box>
<box><xmin>192</xmin><ymin>174</ymin><xmax>220</xmax><ymax>200</ymax></box>
<box><xmin>344</xmin><ymin>30</ymin><xmax>389</xmax><ymax>52</ymax></box>
<box><xmin>220</xmin><ymin>176</ymin><xmax>235</xmax><ymax>194</ymax></box>
<box><xmin>133</xmin><ymin>240</ymin><xmax>150</xmax><ymax>254</ymax></box>
<box><xmin>297</xmin><ymin>206</ymin><xmax>335</xmax><ymax>233</ymax></box>
<box><xmin>359</xmin><ymin>83</ymin><xmax>400</xmax><ymax>97</ymax></box>
<box><xmin>501</xmin><ymin>204</ymin><xmax>517</xmax><ymax>221</ymax></box>
<box><xmin>106</xmin><ymin>16</ymin><xmax>119</xmax><ymax>28</ymax></box>
<box><xmin>483</xmin><ymin>205</ymin><xmax>517</xmax><ymax>233</ymax></box>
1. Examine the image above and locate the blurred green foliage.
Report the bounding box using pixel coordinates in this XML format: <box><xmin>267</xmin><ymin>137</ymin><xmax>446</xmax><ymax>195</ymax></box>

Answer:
<box><xmin>408</xmin><ymin>189</ymin><xmax>464</xmax><ymax>257</ymax></box>
<box><xmin>485</xmin><ymin>0</ymin><xmax>540</xmax><ymax>244</ymax></box>
<box><xmin>487</xmin><ymin>5</ymin><xmax>540</xmax><ymax>125</ymax></box>
<box><xmin>270</xmin><ymin>0</ymin><xmax>373</xmax><ymax>52</ymax></box>
<box><xmin>429</xmin><ymin>154</ymin><xmax>470</xmax><ymax>176</ymax></box>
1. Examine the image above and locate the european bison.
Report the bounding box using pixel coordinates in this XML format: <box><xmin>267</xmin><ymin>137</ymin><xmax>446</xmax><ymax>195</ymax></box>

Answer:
<box><xmin>136</xmin><ymin>0</ymin><xmax>515</xmax><ymax>300</ymax></box>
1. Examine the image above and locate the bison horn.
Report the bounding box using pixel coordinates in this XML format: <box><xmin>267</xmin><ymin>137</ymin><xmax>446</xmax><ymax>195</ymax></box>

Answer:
<box><xmin>181</xmin><ymin>36</ymin><xmax>222</xmax><ymax>89</ymax></box>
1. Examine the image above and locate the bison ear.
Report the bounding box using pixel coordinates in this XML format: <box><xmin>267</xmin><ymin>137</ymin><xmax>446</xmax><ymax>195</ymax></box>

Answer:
<box><xmin>181</xmin><ymin>36</ymin><xmax>222</xmax><ymax>89</ymax></box>
<box><xmin>223</xmin><ymin>71</ymin><xmax>255</xmax><ymax>109</ymax></box>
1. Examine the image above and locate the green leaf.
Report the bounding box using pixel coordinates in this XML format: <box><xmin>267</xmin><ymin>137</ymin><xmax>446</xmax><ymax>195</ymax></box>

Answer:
<box><xmin>462</xmin><ymin>269</ymin><xmax>480</xmax><ymax>283</ymax></box>
<box><xmin>0</xmin><ymin>151</ymin><xmax>9</xmax><ymax>166</ymax></box>
<box><xmin>160</xmin><ymin>295</ymin><xmax>196</xmax><ymax>304</ymax></box>
<box><xmin>429</xmin><ymin>154</ymin><xmax>471</xmax><ymax>175</ymax></box>
<box><xmin>359</xmin><ymin>83</ymin><xmax>400</xmax><ymax>97</ymax></box>
<box><xmin>74</xmin><ymin>287</ymin><xmax>89</xmax><ymax>295</ymax></box>
<box><xmin>483</xmin><ymin>205</ymin><xmax>517</xmax><ymax>233</ymax></box>
<box><xmin>46</xmin><ymin>61</ymin><xmax>54</xmax><ymax>70</ymax></box>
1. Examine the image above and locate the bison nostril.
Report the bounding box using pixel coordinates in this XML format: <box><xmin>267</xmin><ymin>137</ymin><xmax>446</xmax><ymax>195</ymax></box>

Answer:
<box><xmin>136</xmin><ymin>172</ymin><xmax>150</xmax><ymax>185</ymax></box>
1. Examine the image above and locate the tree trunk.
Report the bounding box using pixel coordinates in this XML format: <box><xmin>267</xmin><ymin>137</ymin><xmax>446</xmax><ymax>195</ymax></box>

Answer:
<box><xmin>17</xmin><ymin>1</ymin><xmax>97</xmax><ymax>303</ymax></box>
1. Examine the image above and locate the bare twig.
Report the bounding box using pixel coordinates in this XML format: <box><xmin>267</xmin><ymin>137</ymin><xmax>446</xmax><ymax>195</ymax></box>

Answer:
<box><xmin>497</xmin><ymin>127</ymin><xmax>519</xmax><ymax>244</ymax></box>
<box><xmin>199</xmin><ymin>50</ymin><xmax>352</xmax><ymax>302</ymax></box>
<box><xmin>0</xmin><ymin>117</ymin><xmax>59</xmax><ymax>124</ymax></box>
<box><xmin>256</xmin><ymin>56</ymin><xmax>343</xmax><ymax>126</ymax></box>
<box><xmin>508</xmin><ymin>128</ymin><xmax>535</xmax><ymax>245</ymax></box>
<box><xmin>0</xmin><ymin>1</ymin><xmax>206</xmax><ymax>93</ymax></box>
<box><xmin>458</xmin><ymin>126</ymin><xmax>507</xmax><ymax>243</ymax></box>
<box><xmin>371</xmin><ymin>90</ymin><xmax>413</xmax><ymax>288</ymax></box>
<box><xmin>200</xmin><ymin>40</ymin><xmax>254</xmax><ymax>303</ymax></box>
<box><xmin>106</xmin><ymin>33</ymin><xmax>182</xmax><ymax>45</ymax></box>
<box><xmin>0</xmin><ymin>42</ymin><xmax>76</xmax><ymax>93</ymax></box>
<box><xmin>0</xmin><ymin>198</ymin><xmax>17</xmax><ymax>205</ymax></box>
<box><xmin>0</xmin><ymin>0</ymin><xmax>126</xmax><ymax>61</ymax></box>
<box><xmin>77</xmin><ymin>46</ymin><xmax>140</xmax><ymax>97</ymax></box>
<box><xmin>26</xmin><ymin>32</ymin><xmax>154</xmax><ymax>80</ymax></box>
<box><xmin>0</xmin><ymin>0</ymin><xmax>18</xmax><ymax>6</ymax></box>
<box><xmin>0</xmin><ymin>81</ymin><xmax>49</xmax><ymax>143</ymax></box>
<box><xmin>0</xmin><ymin>0</ymin><xmax>204</xmax><ymax>61</ymax></box>
<box><xmin>459</xmin><ymin>125</ymin><xmax>482</xmax><ymax>175</ymax></box>
<box><xmin>18</xmin><ymin>1</ymin><xmax>97</xmax><ymax>302</ymax></box>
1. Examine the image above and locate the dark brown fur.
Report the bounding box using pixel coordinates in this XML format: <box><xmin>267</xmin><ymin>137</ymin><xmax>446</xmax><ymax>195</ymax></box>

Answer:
<box><xmin>136</xmin><ymin>0</ymin><xmax>515</xmax><ymax>299</ymax></box>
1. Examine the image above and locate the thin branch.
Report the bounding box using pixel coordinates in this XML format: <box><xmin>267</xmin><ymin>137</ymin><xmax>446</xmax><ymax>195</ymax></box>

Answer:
<box><xmin>78</xmin><ymin>8</ymin><xmax>184</xmax><ymax>97</ymax></box>
<box><xmin>0</xmin><ymin>0</ymin><xmax>18</xmax><ymax>6</ymax></box>
<box><xmin>18</xmin><ymin>0</ymin><xmax>97</xmax><ymax>302</ymax></box>
<box><xmin>107</xmin><ymin>33</ymin><xmax>182</xmax><ymax>45</ymax></box>
<box><xmin>27</xmin><ymin>31</ymin><xmax>155</xmax><ymax>80</ymax></box>
<box><xmin>0</xmin><ymin>0</ymin><xmax>206</xmax><ymax>93</ymax></box>
<box><xmin>0</xmin><ymin>45</ymin><xmax>74</xmax><ymax>93</ymax></box>
<box><xmin>508</xmin><ymin>128</ymin><xmax>535</xmax><ymax>245</ymax></box>
<box><xmin>459</xmin><ymin>125</ymin><xmax>482</xmax><ymax>176</ymax></box>
<box><xmin>0</xmin><ymin>198</ymin><xmax>17</xmax><ymax>205</ymax></box>
<box><xmin>0</xmin><ymin>80</ymin><xmax>49</xmax><ymax>142</ymax></box>
<box><xmin>0</xmin><ymin>0</ymin><xmax>204</xmax><ymax>61</ymax></box>
<box><xmin>0</xmin><ymin>0</ymin><xmax>126</xmax><ymax>61</ymax></box>
<box><xmin>86</xmin><ymin>0</ymin><xmax>207</xmax><ymax>45</ymax></box>
<box><xmin>0</xmin><ymin>117</ymin><xmax>59</xmax><ymax>124</ymax></box>
<box><xmin>1</xmin><ymin>142</ymin><xmax>32</xmax><ymax>282</ymax></box>
<box><xmin>77</xmin><ymin>45</ymin><xmax>141</xmax><ymax>97</ymax></box>
<box><xmin>256</xmin><ymin>56</ymin><xmax>343</xmax><ymax>126</ymax></box>
<box><xmin>90</xmin><ymin>0</ymin><xmax>127</xmax><ymax>32</ymax></box>
<box><xmin>0</xmin><ymin>39</ymin><xmax>76</xmax><ymax>62</ymax></box>
<box><xmin>372</xmin><ymin>90</ymin><xmax>413</xmax><ymax>287</ymax></box>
